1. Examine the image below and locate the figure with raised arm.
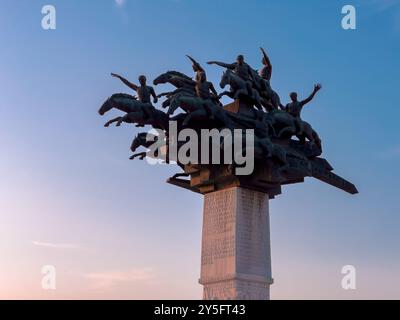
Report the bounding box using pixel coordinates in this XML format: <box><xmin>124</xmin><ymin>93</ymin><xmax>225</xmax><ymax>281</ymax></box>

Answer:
<box><xmin>111</xmin><ymin>73</ymin><xmax>158</xmax><ymax>105</ymax></box>
<box><xmin>285</xmin><ymin>84</ymin><xmax>322</xmax><ymax>135</ymax></box>
<box><xmin>186</xmin><ymin>55</ymin><xmax>205</xmax><ymax>81</ymax></box>
<box><xmin>186</xmin><ymin>55</ymin><xmax>221</xmax><ymax>119</ymax></box>
<box><xmin>207</xmin><ymin>55</ymin><xmax>255</xmax><ymax>98</ymax></box>
<box><xmin>259</xmin><ymin>47</ymin><xmax>272</xmax><ymax>86</ymax></box>
<box><xmin>258</xmin><ymin>47</ymin><xmax>284</xmax><ymax>111</ymax></box>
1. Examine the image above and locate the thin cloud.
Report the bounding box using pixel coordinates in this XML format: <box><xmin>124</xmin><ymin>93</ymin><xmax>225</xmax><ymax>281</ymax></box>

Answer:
<box><xmin>83</xmin><ymin>268</ymin><xmax>155</xmax><ymax>288</ymax></box>
<box><xmin>115</xmin><ymin>0</ymin><xmax>126</xmax><ymax>7</ymax></box>
<box><xmin>32</xmin><ymin>241</ymin><xmax>81</xmax><ymax>249</ymax></box>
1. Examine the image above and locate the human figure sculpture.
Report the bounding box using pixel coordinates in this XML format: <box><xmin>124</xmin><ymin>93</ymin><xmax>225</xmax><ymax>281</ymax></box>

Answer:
<box><xmin>207</xmin><ymin>55</ymin><xmax>255</xmax><ymax>99</ymax></box>
<box><xmin>186</xmin><ymin>55</ymin><xmax>205</xmax><ymax>81</ymax></box>
<box><xmin>284</xmin><ymin>84</ymin><xmax>322</xmax><ymax>135</ymax></box>
<box><xmin>259</xmin><ymin>47</ymin><xmax>272</xmax><ymax>83</ymax></box>
<box><xmin>258</xmin><ymin>47</ymin><xmax>283</xmax><ymax>111</ymax></box>
<box><xmin>111</xmin><ymin>73</ymin><xmax>158</xmax><ymax>105</ymax></box>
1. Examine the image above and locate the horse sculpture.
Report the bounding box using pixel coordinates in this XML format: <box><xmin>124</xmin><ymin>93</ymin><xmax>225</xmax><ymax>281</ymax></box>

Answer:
<box><xmin>266</xmin><ymin>110</ymin><xmax>322</xmax><ymax>150</ymax></box>
<box><xmin>168</xmin><ymin>94</ymin><xmax>229</xmax><ymax>127</ymax></box>
<box><xmin>153</xmin><ymin>71</ymin><xmax>197</xmax><ymax>109</ymax></box>
<box><xmin>218</xmin><ymin>69</ymin><xmax>262</xmax><ymax>110</ymax></box>
<box><xmin>99</xmin><ymin>93</ymin><xmax>169</xmax><ymax>130</ymax></box>
<box><xmin>130</xmin><ymin>132</ymin><xmax>160</xmax><ymax>160</ymax></box>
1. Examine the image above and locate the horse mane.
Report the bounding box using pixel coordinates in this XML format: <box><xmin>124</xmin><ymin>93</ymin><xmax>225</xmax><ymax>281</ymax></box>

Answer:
<box><xmin>166</xmin><ymin>70</ymin><xmax>192</xmax><ymax>80</ymax></box>
<box><xmin>111</xmin><ymin>93</ymin><xmax>137</xmax><ymax>99</ymax></box>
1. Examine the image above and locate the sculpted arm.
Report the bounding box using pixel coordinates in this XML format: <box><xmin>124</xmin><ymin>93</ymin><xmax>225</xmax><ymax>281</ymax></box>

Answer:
<box><xmin>207</xmin><ymin>61</ymin><xmax>235</xmax><ymax>69</ymax></box>
<box><xmin>111</xmin><ymin>73</ymin><xmax>138</xmax><ymax>91</ymax></box>
<box><xmin>260</xmin><ymin>47</ymin><xmax>272</xmax><ymax>75</ymax></box>
<box><xmin>301</xmin><ymin>83</ymin><xmax>322</xmax><ymax>106</ymax></box>
<box><xmin>186</xmin><ymin>55</ymin><xmax>204</xmax><ymax>73</ymax></box>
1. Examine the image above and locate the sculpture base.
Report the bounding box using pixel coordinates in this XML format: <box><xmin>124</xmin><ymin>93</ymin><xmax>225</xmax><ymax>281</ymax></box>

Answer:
<box><xmin>199</xmin><ymin>187</ymin><xmax>273</xmax><ymax>300</ymax></box>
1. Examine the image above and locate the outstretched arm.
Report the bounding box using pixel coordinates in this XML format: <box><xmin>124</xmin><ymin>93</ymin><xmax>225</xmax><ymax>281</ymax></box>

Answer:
<box><xmin>301</xmin><ymin>83</ymin><xmax>322</xmax><ymax>105</ymax></box>
<box><xmin>111</xmin><ymin>73</ymin><xmax>138</xmax><ymax>91</ymax></box>
<box><xmin>207</xmin><ymin>61</ymin><xmax>235</xmax><ymax>69</ymax></box>
<box><xmin>186</xmin><ymin>55</ymin><xmax>204</xmax><ymax>72</ymax></box>
<box><xmin>260</xmin><ymin>47</ymin><xmax>272</xmax><ymax>71</ymax></box>
<box><xmin>260</xmin><ymin>47</ymin><xmax>272</xmax><ymax>74</ymax></box>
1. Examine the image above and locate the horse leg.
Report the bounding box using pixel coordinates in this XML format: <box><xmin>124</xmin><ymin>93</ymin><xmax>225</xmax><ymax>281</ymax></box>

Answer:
<box><xmin>129</xmin><ymin>152</ymin><xmax>147</xmax><ymax>160</ymax></box>
<box><xmin>116</xmin><ymin>112</ymin><xmax>141</xmax><ymax>126</ymax></box>
<box><xmin>104</xmin><ymin>116</ymin><xmax>122</xmax><ymax>127</ymax></box>
<box><xmin>167</xmin><ymin>103</ymin><xmax>179</xmax><ymax>115</ymax></box>
<box><xmin>218</xmin><ymin>91</ymin><xmax>234</xmax><ymax>99</ymax></box>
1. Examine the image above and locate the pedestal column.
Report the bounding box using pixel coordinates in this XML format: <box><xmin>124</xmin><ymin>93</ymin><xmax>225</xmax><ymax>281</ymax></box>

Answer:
<box><xmin>199</xmin><ymin>187</ymin><xmax>273</xmax><ymax>300</ymax></box>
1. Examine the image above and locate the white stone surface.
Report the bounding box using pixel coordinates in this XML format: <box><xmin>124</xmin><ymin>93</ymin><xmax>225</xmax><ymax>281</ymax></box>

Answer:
<box><xmin>199</xmin><ymin>187</ymin><xmax>273</xmax><ymax>300</ymax></box>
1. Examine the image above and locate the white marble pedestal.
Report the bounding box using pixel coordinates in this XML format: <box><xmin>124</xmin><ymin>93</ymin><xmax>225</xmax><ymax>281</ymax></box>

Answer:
<box><xmin>199</xmin><ymin>187</ymin><xmax>273</xmax><ymax>300</ymax></box>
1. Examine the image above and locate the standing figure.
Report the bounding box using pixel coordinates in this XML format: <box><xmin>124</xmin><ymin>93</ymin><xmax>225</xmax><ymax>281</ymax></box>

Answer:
<box><xmin>186</xmin><ymin>55</ymin><xmax>205</xmax><ymax>82</ymax></box>
<box><xmin>285</xmin><ymin>84</ymin><xmax>322</xmax><ymax>135</ymax></box>
<box><xmin>207</xmin><ymin>55</ymin><xmax>255</xmax><ymax>98</ymax></box>
<box><xmin>111</xmin><ymin>73</ymin><xmax>158</xmax><ymax>105</ymax></box>
<box><xmin>259</xmin><ymin>47</ymin><xmax>283</xmax><ymax>111</ymax></box>
<box><xmin>259</xmin><ymin>47</ymin><xmax>272</xmax><ymax>88</ymax></box>
<box><xmin>186</xmin><ymin>55</ymin><xmax>220</xmax><ymax>119</ymax></box>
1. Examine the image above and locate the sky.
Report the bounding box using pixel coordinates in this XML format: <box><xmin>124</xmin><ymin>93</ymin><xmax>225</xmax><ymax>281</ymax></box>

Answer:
<box><xmin>0</xmin><ymin>0</ymin><xmax>399</xmax><ymax>299</ymax></box>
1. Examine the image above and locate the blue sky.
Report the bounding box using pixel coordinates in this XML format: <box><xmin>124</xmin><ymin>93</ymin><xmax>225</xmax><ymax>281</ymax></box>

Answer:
<box><xmin>0</xmin><ymin>0</ymin><xmax>399</xmax><ymax>299</ymax></box>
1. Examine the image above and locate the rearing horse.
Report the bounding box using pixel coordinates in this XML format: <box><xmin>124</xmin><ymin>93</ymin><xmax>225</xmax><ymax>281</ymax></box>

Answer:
<box><xmin>153</xmin><ymin>71</ymin><xmax>197</xmax><ymax>108</ymax></box>
<box><xmin>99</xmin><ymin>93</ymin><xmax>153</xmax><ymax>116</ymax></box>
<box><xmin>219</xmin><ymin>69</ymin><xmax>262</xmax><ymax>110</ymax></box>
<box><xmin>99</xmin><ymin>93</ymin><xmax>169</xmax><ymax>130</ymax></box>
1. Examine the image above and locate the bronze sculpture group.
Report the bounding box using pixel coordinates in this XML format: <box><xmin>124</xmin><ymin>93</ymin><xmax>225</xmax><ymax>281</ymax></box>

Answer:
<box><xmin>98</xmin><ymin>47</ymin><xmax>358</xmax><ymax>196</ymax></box>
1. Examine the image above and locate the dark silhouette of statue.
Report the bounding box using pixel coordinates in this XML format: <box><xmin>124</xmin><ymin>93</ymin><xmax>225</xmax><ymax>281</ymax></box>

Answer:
<box><xmin>284</xmin><ymin>83</ymin><xmax>322</xmax><ymax>135</ymax></box>
<box><xmin>207</xmin><ymin>55</ymin><xmax>255</xmax><ymax>98</ymax></box>
<box><xmin>186</xmin><ymin>55</ymin><xmax>205</xmax><ymax>81</ymax></box>
<box><xmin>185</xmin><ymin>55</ymin><xmax>218</xmax><ymax>101</ymax></box>
<box><xmin>111</xmin><ymin>73</ymin><xmax>158</xmax><ymax>104</ymax></box>
<box><xmin>99</xmin><ymin>49</ymin><xmax>358</xmax><ymax>195</ymax></box>
<box><xmin>259</xmin><ymin>47</ymin><xmax>272</xmax><ymax>82</ymax></box>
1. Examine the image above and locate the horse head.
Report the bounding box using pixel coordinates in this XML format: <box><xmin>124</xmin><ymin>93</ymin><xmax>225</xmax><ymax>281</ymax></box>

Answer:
<box><xmin>130</xmin><ymin>132</ymin><xmax>148</xmax><ymax>153</ymax></box>
<box><xmin>99</xmin><ymin>93</ymin><xmax>138</xmax><ymax>115</ymax></box>
<box><xmin>153</xmin><ymin>72</ymin><xmax>171</xmax><ymax>85</ymax></box>
<box><xmin>220</xmin><ymin>70</ymin><xmax>231</xmax><ymax>89</ymax></box>
<box><xmin>153</xmin><ymin>71</ymin><xmax>192</xmax><ymax>86</ymax></box>
<box><xmin>98</xmin><ymin>97</ymin><xmax>112</xmax><ymax>116</ymax></box>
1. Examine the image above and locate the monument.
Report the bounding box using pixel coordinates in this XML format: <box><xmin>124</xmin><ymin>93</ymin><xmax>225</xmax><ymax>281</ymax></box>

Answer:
<box><xmin>98</xmin><ymin>48</ymin><xmax>358</xmax><ymax>300</ymax></box>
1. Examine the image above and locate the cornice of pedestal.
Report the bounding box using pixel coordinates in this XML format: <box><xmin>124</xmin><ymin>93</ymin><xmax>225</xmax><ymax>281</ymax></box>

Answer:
<box><xmin>199</xmin><ymin>273</ymin><xmax>274</xmax><ymax>286</ymax></box>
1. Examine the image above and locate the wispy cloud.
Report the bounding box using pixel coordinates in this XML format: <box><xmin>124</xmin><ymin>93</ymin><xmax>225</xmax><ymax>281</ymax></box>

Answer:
<box><xmin>115</xmin><ymin>0</ymin><xmax>127</xmax><ymax>8</ymax></box>
<box><xmin>83</xmin><ymin>268</ymin><xmax>155</xmax><ymax>288</ymax></box>
<box><xmin>32</xmin><ymin>241</ymin><xmax>81</xmax><ymax>250</ymax></box>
